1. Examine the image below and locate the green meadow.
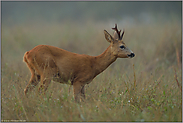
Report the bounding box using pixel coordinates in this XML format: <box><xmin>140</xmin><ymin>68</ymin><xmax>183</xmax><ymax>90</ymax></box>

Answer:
<box><xmin>1</xmin><ymin>19</ymin><xmax>181</xmax><ymax>121</ymax></box>
<box><xmin>1</xmin><ymin>2</ymin><xmax>182</xmax><ymax>121</ymax></box>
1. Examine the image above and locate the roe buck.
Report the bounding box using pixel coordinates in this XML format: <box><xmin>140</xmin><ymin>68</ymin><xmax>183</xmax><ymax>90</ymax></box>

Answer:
<box><xmin>23</xmin><ymin>24</ymin><xmax>135</xmax><ymax>102</ymax></box>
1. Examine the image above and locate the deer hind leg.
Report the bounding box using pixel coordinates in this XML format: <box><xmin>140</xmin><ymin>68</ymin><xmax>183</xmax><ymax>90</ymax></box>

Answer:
<box><xmin>24</xmin><ymin>63</ymin><xmax>40</xmax><ymax>95</ymax></box>
<box><xmin>38</xmin><ymin>67</ymin><xmax>58</xmax><ymax>94</ymax></box>
<box><xmin>81</xmin><ymin>86</ymin><xmax>85</xmax><ymax>100</ymax></box>
<box><xmin>38</xmin><ymin>75</ymin><xmax>51</xmax><ymax>94</ymax></box>
<box><xmin>73</xmin><ymin>82</ymin><xmax>85</xmax><ymax>102</ymax></box>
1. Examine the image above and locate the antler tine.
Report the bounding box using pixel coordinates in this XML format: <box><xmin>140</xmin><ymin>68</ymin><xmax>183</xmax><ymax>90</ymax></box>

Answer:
<box><xmin>120</xmin><ymin>30</ymin><xmax>125</xmax><ymax>40</ymax></box>
<box><xmin>112</xmin><ymin>24</ymin><xmax>121</xmax><ymax>39</ymax></box>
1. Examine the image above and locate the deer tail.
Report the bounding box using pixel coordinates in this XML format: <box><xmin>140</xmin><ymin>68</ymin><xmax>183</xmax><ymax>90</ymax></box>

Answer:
<box><xmin>23</xmin><ymin>51</ymin><xmax>29</xmax><ymax>63</ymax></box>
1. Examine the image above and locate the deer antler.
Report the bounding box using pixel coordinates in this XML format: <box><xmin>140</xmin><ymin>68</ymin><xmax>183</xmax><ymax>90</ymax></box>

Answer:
<box><xmin>112</xmin><ymin>24</ymin><xmax>124</xmax><ymax>40</ymax></box>
<box><xmin>112</xmin><ymin>24</ymin><xmax>121</xmax><ymax>39</ymax></box>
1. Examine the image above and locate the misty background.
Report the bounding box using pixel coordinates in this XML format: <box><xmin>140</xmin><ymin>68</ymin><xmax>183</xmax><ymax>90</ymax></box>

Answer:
<box><xmin>2</xmin><ymin>1</ymin><xmax>182</xmax><ymax>26</ymax></box>
<box><xmin>1</xmin><ymin>1</ymin><xmax>182</xmax><ymax>65</ymax></box>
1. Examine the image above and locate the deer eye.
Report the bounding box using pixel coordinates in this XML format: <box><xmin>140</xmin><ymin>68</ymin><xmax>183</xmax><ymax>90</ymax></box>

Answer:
<box><xmin>120</xmin><ymin>45</ymin><xmax>125</xmax><ymax>49</ymax></box>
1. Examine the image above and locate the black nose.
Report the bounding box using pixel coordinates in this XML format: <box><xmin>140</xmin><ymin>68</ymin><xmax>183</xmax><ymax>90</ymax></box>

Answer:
<box><xmin>131</xmin><ymin>53</ymin><xmax>135</xmax><ymax>57</ymax></box>
<box><xmin>128</xmin><ymin>53</ymin><xmax>135</xmax><ymax>58</ymax></box>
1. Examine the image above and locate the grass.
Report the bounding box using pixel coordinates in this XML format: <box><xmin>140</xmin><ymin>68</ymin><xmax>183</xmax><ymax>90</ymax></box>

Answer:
<box><xmin>1</xmin><ymin>20</ymin><xmax>182</xmax><ymax>122</ymax></box>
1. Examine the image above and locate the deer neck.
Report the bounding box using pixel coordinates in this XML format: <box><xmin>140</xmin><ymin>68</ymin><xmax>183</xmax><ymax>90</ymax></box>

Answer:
<box><xmin>94</xmin><ymin>45</ymin><xmax>117</xmax><ymax>75</ymax></box>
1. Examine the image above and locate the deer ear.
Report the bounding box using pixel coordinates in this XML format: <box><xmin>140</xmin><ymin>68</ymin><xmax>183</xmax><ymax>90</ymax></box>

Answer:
<box><xmin>104</xmin><ymin>30</ymin><xmax>114</xmax><ymax>43</ymax></box>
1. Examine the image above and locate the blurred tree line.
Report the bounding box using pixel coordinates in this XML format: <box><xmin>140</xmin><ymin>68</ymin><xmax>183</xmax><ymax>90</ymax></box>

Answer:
<box><xmin>2</xmin><ymin>1</ymin><xmax>182</xmax><ymax>25</ymax></box>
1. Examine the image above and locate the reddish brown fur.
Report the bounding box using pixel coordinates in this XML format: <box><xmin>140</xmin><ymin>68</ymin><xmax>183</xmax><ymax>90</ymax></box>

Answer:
<box><xmin>23</xmin><ymin>25</ymin><xmax>135</xmax><ymax>102</ymax></box>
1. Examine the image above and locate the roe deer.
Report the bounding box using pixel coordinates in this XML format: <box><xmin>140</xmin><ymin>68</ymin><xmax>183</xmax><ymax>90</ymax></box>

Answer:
<box><xmin>23</xmin><ymin>24</ymin><xmax>135</xmax><ymax>102</ymax></box>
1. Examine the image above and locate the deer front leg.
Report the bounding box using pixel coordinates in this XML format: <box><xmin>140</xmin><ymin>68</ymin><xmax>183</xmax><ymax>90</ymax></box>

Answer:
<box><xmin>73</xmin><ymin>82</ymin><xmax>85</xmax><ymax>102</ymax></box>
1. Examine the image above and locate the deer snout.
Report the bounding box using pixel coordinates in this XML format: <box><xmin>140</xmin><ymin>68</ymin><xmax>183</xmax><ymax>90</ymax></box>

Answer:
<box><xmin>128</xmin><ymin>53</ymin><xmax>135</xmax><ymax>58</ymax></box>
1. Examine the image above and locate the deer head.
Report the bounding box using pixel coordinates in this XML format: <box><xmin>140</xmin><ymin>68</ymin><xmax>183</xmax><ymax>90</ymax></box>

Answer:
<box><xmin>104</xmin><ymin>24</ymin><xmax>135</xmax><ymax>58</ymax></box>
